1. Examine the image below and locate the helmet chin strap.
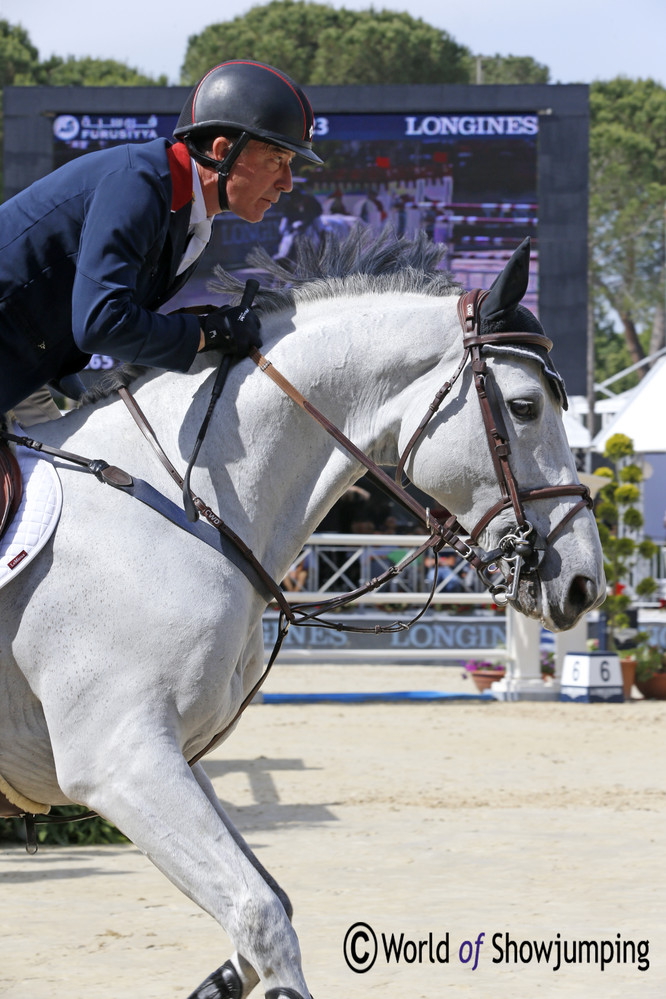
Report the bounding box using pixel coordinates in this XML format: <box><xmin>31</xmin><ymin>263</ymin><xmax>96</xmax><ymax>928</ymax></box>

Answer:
<box><xmin>183</xmin><ymin>132</ymin><xmax>250</xmax><ymax>212</ymax></box>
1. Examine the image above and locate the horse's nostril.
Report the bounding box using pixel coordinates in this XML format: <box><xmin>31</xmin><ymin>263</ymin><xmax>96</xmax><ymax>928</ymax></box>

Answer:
<box><xmin>568</xmin><ymin>575</ymin><xmax>598</xmax><ymax>614</ymax></box>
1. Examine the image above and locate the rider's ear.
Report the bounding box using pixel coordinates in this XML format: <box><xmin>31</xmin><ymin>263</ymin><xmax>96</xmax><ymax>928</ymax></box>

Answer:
<box><xmin>479</xmin><ymin>237</ymin><xmax>531</xmax><ymax>322</ymax></box>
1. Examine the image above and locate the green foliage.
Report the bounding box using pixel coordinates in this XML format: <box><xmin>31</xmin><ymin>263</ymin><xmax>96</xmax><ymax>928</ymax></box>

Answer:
<box><xmin>308</xmin><ymin>9</ymin><xmax>469</xmax><ymax>86</ymax></box>
<box><xmin>0</xmin><ymin>18</ymin><xmax>39</xmax><ymax>87</ymax></box>
<box><xmin>589</xmin><ymin>78</ymin><xmax>666</xmax><ymax>382</ymax></box>
<box><xmin>639</xmin><ymin>539</ymin><xmax>660</xmax><ymax>560</ymax></box>
<box><xmin>466</xmin><ymin>53</ymin><xmax>550</xmax><ymax>85</ymax></box>
<box><xmin>615</xmin><ymin>483</ymin><xmax>641</xmax><ymax>505</ymax></box>
<box><xmin>594</xmin><ymin>434</ymin><xmax>659</xmax><ymax>649</ymax></box>
<box><xmin>0</xmin><ymin>806</ymin><xmax>128</xmax><ymax>847</ymax></box>
<box><xmin>181</xmin><ymin>1</ymin><xmax>470</xmax><ymax>86</ymax></box>
<box><xmin>181</xmin><ymin>1</ymin><xmax>549</xmax><ymax>87</ymax></box>
<box><xmin>632</xmin><ymin>638</ymin><xmax>664</xmax><ymax>682</ymax></box>
<box><xmin>622</xmin><ymin>506</ymin><xmax>644</xmax><ymax>530</ymax></box>
<box><xmin>35</xmin><ymin>56</ymin><xmax>167</xmax><ymax>86</ymax></box>
<box><xmin>615</xmin><ymin>535</ymin><xmax>636</xmax><ymax>557</ymax></box>
<box><xmin>604</xmin><ymin>433</ymin><xmax>636</xmax><ymax>462</ymax></box>
<box><xmin>636</xmin><ymin>577</ymin><xmax>659</xmax><ymax>599</ymax></box>
<box><xmin>596</xmin><ymin>498</ymin><xmax>617</xmax><ymax>522</ymax></box>
<box><xmin>619</xmin><ymin>463</ymin><xmax>644</xmax><ymax>483</ymax></box>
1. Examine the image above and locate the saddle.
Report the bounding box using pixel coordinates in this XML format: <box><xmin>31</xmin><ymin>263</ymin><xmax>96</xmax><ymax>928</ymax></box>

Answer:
<box><xmin>0</xmin><ymin>439</ymin><xmax>23</xmax><ymax>542</ymax></box>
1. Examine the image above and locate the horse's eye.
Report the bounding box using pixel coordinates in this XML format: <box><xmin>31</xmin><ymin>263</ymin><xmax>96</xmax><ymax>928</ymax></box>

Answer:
<box><xmin>509</xmin><ymin>399</ymin><xmax>537</xmax><ymax>421</ymax></box>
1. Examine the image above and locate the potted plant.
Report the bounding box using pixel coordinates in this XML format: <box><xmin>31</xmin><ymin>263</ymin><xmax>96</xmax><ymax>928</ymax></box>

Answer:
<box><xmin>540</xmin><ymin>650</ymin><xmax>556</xmax><ymax>682</ymax></box>
<box><xmin>462</xmin><ymin>658</ymin><xmax>506</xmax><ymax>692</ymax></box>
<box><xmin>593</xmin><ymin>433</ymin><xmax>660</xmax><ymax>663</ymax></box>
<box><xmin>633</xmin><ymin>641</ymin><xmax>666</xmax><ymax>699</ymax></box>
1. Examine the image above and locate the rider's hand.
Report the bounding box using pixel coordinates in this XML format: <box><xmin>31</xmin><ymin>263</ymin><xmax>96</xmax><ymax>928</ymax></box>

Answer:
<box><xmin>199</xmin><ymin>304</ymin><xmax>262</xmax><ymax>357</ymax></box>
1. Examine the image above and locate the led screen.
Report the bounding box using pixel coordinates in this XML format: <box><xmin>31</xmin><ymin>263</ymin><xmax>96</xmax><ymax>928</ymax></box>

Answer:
<box><xmin>51</xmin><ymin>108</ymin><xmax>540</xmax><ymax>321</ymax></box>
<box><xmin>3</xmin><ymin>83</ymin><xmax>587</xmax><ymax>393</ymax></box>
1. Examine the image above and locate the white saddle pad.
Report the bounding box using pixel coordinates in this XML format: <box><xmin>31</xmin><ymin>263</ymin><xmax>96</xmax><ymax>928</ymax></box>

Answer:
<box><xmin>0</xmin><ymin>443</ymin><xmax>62</xmax><ymax>591</ymax></box>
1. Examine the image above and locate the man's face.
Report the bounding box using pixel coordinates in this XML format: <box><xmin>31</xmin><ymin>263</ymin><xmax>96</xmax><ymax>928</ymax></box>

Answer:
<box><xmin>222</xmin><ymin>139</ymin><xmax>295</xmax><ymax>222</ymax></box>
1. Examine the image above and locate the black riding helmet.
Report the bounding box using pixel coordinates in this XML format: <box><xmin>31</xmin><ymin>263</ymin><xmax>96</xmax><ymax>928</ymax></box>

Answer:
<box><xmin>173</xmin><ymin>60</ymin><xmax>323</xmax><ymax>210</ymax></box>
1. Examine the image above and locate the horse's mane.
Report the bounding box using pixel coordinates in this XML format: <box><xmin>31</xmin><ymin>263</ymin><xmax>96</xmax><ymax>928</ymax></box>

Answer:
<box><xmin>209</xmin><ymin>225</ymin><xmax>463</xmax><ymax>313</ymax></box>
<box><xmin>78</xmin><ymin>228</ymin><xmax>459</xmax><ymax>405</ymax></box>
<box><xmin>79</xmin><ymin>364</ymin><xmax>149</xmax><ymax>406</ymax></box>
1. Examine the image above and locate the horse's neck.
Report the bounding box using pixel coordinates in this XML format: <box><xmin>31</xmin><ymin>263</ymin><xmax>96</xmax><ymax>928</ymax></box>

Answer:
<box><xmin>208</xmin><ymin>293</ymin><xmax>456</xmax><ymax>573</ymax></box>
<box><xmin>60</xmin><ymin>292</ymin><xmax>457</xmax><ymax>583</ymax></box>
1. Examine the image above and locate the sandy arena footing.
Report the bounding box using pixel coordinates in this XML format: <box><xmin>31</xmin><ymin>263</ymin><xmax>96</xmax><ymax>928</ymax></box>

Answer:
<box><xmin>1</xmin><ymin>664</ymin><xmax>664</xmax><ymax>998</ymax></box>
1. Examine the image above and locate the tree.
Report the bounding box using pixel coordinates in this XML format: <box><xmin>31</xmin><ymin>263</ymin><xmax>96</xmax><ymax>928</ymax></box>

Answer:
<box><xmin>467</xmin><ymin>53</ymin><xmax>550</xmax><ymax>85</ymax></box>
<box><xmin>35</xmin><ymin>56</ymin><xmax>167</xmax><ymax>87</ymax></box>
<box><xmin>307</xmin><ymin>9</ymin><xmax>470</xmax><ymax>86</ymax></box>
<box><xmin>0</xmin><ymin>18</ymin><xmax>39</xmax><ymax>87</ymax></box>
<box><xmin>589</xmin><ymin>78</ymin><xmax>666</xmax><ymax>382</ymax></box>
<box><xmin>181</xmin><ymin>0</ymin><xmax>469</xmax><ymax>86</ymax></box>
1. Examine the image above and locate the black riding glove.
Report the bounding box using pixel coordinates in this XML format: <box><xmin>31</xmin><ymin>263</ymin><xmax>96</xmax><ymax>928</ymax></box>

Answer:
<box><xmin>200</xmin><ymin>304</ymin><xmax>262</xmax><ymax>357</ymax></box>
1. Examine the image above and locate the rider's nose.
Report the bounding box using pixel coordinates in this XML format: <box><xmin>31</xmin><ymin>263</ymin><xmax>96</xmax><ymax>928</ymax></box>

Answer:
<box><xmin>278</xmin><ymin>163</ymin><xmax>293</xmax><ymax>193</ymax></box>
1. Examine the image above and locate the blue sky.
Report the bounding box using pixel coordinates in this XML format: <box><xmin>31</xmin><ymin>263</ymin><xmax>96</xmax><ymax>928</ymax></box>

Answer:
<box><xmin>2</xmin><ymin>0</ymin><xmax>665</xmax><ymax>87</ymax></box>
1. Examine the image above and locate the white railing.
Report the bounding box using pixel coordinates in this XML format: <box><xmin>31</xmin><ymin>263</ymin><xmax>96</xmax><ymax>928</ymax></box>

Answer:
<box><xmin>281</xmin><ymin>531</ymin><xmax>485</xmax><ymax>596</ymax></box>
<box><xmin>264</xmin><ymin>533</ymin><xmax>588</xmax><ymax>696</ymax></box>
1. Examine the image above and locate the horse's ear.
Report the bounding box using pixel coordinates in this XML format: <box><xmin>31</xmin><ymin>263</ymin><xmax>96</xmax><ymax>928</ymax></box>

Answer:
<box><xmin>480</xmin><ymin>237</ymin><xmax>531</xmax><ymax>322</ymax></box>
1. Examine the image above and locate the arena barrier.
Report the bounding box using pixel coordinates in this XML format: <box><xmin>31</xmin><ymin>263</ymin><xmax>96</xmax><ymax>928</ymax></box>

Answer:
<box><xmin>262</xmin><ymin>533</ymin><xmax>588</xmax><ymax>700</ymax></box>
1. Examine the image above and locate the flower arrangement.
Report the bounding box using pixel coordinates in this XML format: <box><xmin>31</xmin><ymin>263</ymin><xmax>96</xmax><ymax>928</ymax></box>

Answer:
<box><xmin>540</xmin><ymin>650</ymin><xmax>556</xmax><ymax>678</ymax></box>
<box><xmin>462</xmin><ymin>658</ymin><xmax>506</xmax><ymax>692</ymax></box>
<box><xmin>463</xmin><ymin>659</ymin><xmax>506</xmax><ymax>675</ymax></box>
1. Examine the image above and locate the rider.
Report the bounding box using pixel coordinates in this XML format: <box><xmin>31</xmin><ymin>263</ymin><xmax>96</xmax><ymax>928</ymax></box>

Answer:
<box><xmin>0</xmin><ymin>60</ymin><xmax>323</xmax><ymax>425</ymax></box>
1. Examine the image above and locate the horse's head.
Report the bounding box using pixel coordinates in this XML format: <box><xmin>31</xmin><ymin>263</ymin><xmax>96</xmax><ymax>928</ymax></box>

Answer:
<box><xmin>406</xmin><ymin>238</ymin><xmax>605</xmax><ymax>631</ymax></box>
<box><xmin>209</xmin><ymin>226</ymin><xmax>603</xmax><ymax>629</ymax></box>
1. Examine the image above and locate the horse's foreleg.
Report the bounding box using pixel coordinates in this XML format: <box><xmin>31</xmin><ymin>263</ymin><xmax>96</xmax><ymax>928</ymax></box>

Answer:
<box><xmin>193</xmin><ymin>762</ymin><xmax>294</xmax><ymax>919</ymax></box>
<box><xmin>52</xmin><ymin>735</ymin><xmax>310</xmax><ymax>999</ymax></box>
<box><xmin>189</xmin><ymin>761</ymin><xmax>296</xmax><ymax>999</ymax></box>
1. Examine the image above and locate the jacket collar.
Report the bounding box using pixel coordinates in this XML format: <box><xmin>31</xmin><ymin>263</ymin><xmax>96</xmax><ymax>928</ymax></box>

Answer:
<box><xmin>166</xmin><ymin>141</ymin><xmax>194</xmax><ymax>212</ymax></box>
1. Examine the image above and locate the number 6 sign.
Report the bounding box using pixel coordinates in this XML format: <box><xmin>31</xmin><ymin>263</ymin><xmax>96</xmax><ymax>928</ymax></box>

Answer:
<box><xmin>560</xmin><ymin>652</ymin><xmax>624</xmax><ymax>702</ymax></box>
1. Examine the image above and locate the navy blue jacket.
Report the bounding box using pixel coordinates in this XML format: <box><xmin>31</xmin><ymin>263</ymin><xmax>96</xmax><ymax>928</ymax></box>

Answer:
<box><xmin>0</xmin><ymin>138</ymin><xmax>203</xmax><ymax>412</ymax></box>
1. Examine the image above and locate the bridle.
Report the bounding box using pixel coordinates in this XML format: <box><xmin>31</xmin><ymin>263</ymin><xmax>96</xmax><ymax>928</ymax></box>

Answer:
<box><xmin>392</xmin><ymin>288</ymin><xmax>593</xmax><ymax>603</ymax></box>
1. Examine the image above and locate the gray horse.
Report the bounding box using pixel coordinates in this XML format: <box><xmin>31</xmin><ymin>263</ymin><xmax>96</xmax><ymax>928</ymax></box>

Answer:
<box><xmin>0</xmin><ymin>230</ymin><xmax>604</xmax><ymax>998</ymax></box>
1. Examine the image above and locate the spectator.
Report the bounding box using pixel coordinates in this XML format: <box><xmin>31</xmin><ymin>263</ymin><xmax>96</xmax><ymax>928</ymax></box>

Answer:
<box><xmin>282</xmin><ymin>551</ymin><xmax>310</xmax><ymax>592</ymax></box>
<box><xmin>424</xmin><ymin>550</ymin><xmax>466</xmax><ymax>593</ymax></box>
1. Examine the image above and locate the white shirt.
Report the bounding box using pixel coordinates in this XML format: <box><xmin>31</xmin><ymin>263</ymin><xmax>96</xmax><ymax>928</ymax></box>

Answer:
<box><xmin>176</xmin><ymin>160</ymin><xmax>213</xmax><ymax>276</ymax></box>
